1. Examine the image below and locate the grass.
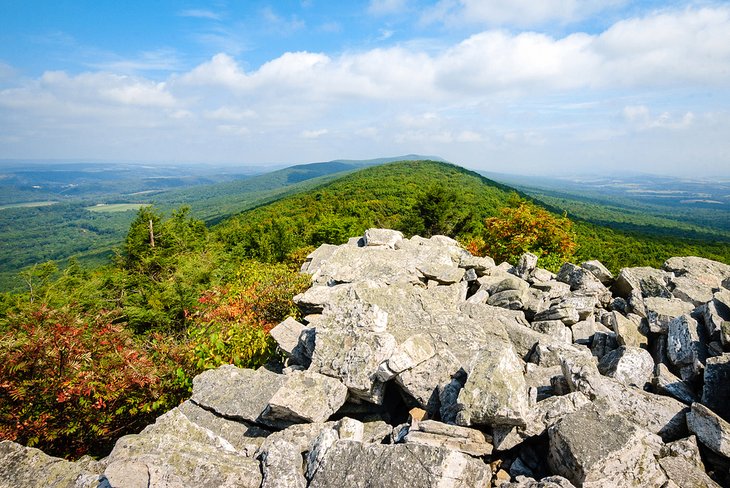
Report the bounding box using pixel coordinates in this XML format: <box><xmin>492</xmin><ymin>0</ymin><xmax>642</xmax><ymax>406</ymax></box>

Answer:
<box><xmin>0</xmin><ymin>201</ymin><xmax>58</xmax><ymax>210</ymax></box>
<box><xmin>86</xmin><ymin>203</ymin><xmax>149</xmax><ymax>213</ymax></box>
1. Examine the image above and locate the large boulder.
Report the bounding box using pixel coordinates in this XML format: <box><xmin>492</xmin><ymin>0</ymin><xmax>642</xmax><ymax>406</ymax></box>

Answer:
<box><xmin>548</xmin><ymin>405</ymin><xmax>667</xmax><ymax>487</ymax></box>
<box><xmin>0</xmin><ymin>441</ymin><xmax>101</xmax><ymax>488</ymax></box>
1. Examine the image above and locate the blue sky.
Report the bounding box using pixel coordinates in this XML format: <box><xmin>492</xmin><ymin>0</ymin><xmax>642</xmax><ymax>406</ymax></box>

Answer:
<box><xmin>1</xmin><ymin>1</ymin><xmax>729</xmax><ymax>176</ymax></box>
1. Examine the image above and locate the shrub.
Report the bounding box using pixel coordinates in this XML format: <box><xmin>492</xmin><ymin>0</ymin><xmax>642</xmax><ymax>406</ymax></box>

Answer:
<box><xmin>0</xmin><ymin>305</ymin><xmax>176</xmax><ymax>458</ymax></box>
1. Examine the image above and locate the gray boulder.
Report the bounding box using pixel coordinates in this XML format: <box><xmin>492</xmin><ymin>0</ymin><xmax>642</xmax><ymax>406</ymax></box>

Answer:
<box><xmin>687</xmin><ymin>402</ymin><xmax>730</xmax><ymax>458</ymax></box>
<box><xmin>363</xmin><ymin>228</ymin><xmax>403</xmax><ymax>248</ymax></box>
<box><xmin>556</xmin><ymin>263</ymin><xmax>606</xmax><ymax>294</ymax></box>
<box><xmin>264</xmin><ymin>370</ymin><xmax>348</xmax><ymax>424</ymax></box>
<box><xmin>103</xmin><ymin>408</ymin><xmax>262</xmax><ymax>488</ymax></box>
<box><xmin>270</xmin><ymin>317</ymin><xmax>306</xmax><ymax>358</ymax></box>
<box><xmin>643</xmin><ymin>297</ymin><xmax>694</xmax><ymax>334</ymax></box>
<box><xmin>658</xmin><ymin>455</ymin><xmax>721</xmax><ymax>488</ymax></box>
<box><xmin>663</xmin><ymin>256</ymin><xmax>730</xmax><ymax>290</ymax></box>
<box><xmin>259</xmin><ymin>440</ymin><xmax>307</xmax><ymax>488</ymax></box>
<box><xmin>547</xmin><ymin>405</ymin><xmax>667</xmax><ymax>487</ymax></box>
<box><xmin>701</xmin><ymin>353</ymin><xmax>730</xmax><ymax>422</ymax></box>
<box><xmin>671</xmin><ymin>275</ymin><xmax>715</xmax><ymax>307</ymax></box>
<box><xmin>456</xmin><ymin>342</ymin><xmax>529</xmax><ymax>427</ymax></box>
<box><xmin>598</xmin><ymin>346</ymin><xmax>654</xmax><ymax>387</ymax></box>
<box><xmin>652</xmin><ymin>363</ymin><xmax>698</xmax><ymax>405</ymax></box>
<box><xmin>307</xmin><ymin>441</ymin><xmax>492</xmax><ymax>488</ymax></box>
<box><xmin>581</xmin><ymin>260</ymin><xmax>613</xmax><ymax>285</ymax></box>
<box><xmin>667</xmin><ymin>314</ymin><xmax>707</xmax><ymax>380</ymax></box>
<box><xmin>191</xmin><ymin>365</ymin><xmax>288</xmax><ymax>428</ymax></box>
<box><xmin>607</xmin><ymin>311</ymin><xmax>647</xmax><ymax>348</ymax></box>
<box><xmin>404</xmin><ymin>420</ymin><xmax>494</xmax><ymax>457</ymax></box>
<box><xmin>614</xmin><ymin>266</ymin><xmax>672</xmax><ymax>299</ymax></box>
<box><xmin>0</xmin><ymin>441</ymin><xmax>101</xmax><ymax>488</ymax></box>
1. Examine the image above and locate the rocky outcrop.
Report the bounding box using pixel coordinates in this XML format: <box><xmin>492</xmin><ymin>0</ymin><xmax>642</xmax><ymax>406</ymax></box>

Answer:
<box><xmin>3</xmin><ymin>229</ymin><xmax>730</xmax><ymax>487</ymax></box>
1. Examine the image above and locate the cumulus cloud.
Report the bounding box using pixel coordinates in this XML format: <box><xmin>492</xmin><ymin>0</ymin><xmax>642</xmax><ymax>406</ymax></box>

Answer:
<box><xmin>178</xmin><ymin>9</ymin><xmax>222</xmax><ymax>21</ymax></box>
<box><xmin>623</xmin><ymin>105</ymin><xmax>695</xmax><ymax>130</ymax></box>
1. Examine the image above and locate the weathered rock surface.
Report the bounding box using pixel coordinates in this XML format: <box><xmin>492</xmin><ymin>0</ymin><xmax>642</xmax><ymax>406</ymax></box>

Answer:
<box><xmin>308</xmin><ymin>441</ymin><xmax>492</xmax><ymax>488</ymax></box>
<box><xmin>5</xmin><ymin>230</ymin><xmax>730</xmax><ymax>487</ymax></box>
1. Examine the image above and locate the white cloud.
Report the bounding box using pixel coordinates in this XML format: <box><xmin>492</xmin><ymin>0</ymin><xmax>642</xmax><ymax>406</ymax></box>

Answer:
<box><xmin>422</xmin><ymin>0</ymin><xmax>627</xmax><ymax>28</ymax></box>
<box><xmin>623</xmin><ymin>105</ymin><xmax>695</xmax><ymax>130</ymax></box>
<box><xmin>300</xmin><ymin>128</ymin><xmax>329</xmax><ymax>138</ymax></box>
<box><xmin>204</xmin><ymin>106</ymin><xmax>257</xmax><ymax>121</ymax></box>
<box><xmin>368</xmin><ymin>0</ymin><xmax>410</xmax><ymax>15</ymax></box>
<box><xmin>179</xmin><ymin>9</ymin><xmax>222</xmax><ymax>21</ymax></box>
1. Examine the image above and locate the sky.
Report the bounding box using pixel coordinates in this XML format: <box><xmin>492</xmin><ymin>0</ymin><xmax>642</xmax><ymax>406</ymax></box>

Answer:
<box><xmin>1</xmin><ymin>1</ymin><xmax>729</xmax><ymax>176</ymax></box>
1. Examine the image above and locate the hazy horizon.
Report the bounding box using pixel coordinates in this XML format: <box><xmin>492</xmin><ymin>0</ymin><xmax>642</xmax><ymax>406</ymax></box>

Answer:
<box><xmin>2</xmin><ymin>1</ymin><xmax>729</xmax><ymax>177</ymax></box>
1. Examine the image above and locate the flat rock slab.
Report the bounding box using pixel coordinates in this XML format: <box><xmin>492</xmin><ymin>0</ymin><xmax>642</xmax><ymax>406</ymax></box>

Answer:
<box><xmin>404</xmin><ymin>420</ymin><xmax>493</xmax><ymax>457</ymax></box>
<box><xmin>0</xmin><ymin>440</ymin><xmax>101</xmax><ymax>488</ymax></box>
<box><xmin>191</xmin><ymin>364</ymin><xmax>287</xmax><ymax>427</ymax></box>
<box><xmin>308</xmin><ymin>440</ymin><xmax>492</xmax><ymax>488</ymax></box>
<box><xmin>701</xmin><ymin>353</ymin><xmax>730</xmax><ymax>422</ymax></box>
<box><xmin>548</xmin><ymin>405</ymin><xmax>667</xmax><ymax>487</ymax></box>
<box><xmin>104</xmin><ymin>408</ymin><xmax>262</xmax><ymax>488</ymax></box>
<box><xmin>178</xmin><ymin>400</ymin><xmax>270</xmax><ymax>453</ymax></box>
<box><xmin>597</xmin><ymin>345</ymin><xmax>654</xmax><ymax>387</ymax></box>
<box><xmin>270</xmin><ymin>317</ymin><xmax>306</xmax><ymax>356</ymax></box>
<box><xmin>265</xmin><ymin>370</ymin><xmax>348</xmax><ymax>424</ymax></box>
<box><xmin>687</xmin><ymin>402</ymin><xmax>730</xmax><ymax>458</ymax></box>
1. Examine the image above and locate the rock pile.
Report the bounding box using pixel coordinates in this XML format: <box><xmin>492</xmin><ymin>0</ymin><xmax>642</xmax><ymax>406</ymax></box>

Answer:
<box><xmin>3</xmin><ymin>228</ymin><xmax>730</xmax><ymax>487</ymax></box>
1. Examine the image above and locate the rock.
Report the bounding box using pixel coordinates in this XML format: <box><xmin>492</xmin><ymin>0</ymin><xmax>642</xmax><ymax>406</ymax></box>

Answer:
<box><xmin>386</xmin><ymin>334</ymin><xmax>437</xmax><ymax>375</ymax></box>
<box><xmin>659</xmin><ymin>455</ymin><xmax>722</xmax><ymax>488</ymax></box>
<box><xmin>570</xmin><ymin>317</ymin><xmax>596</xmax><ymax>345</ymax></box>
<box><xmin>701</xmin><ymin>353</ymin><xmax>730</xmax><ymax>422</ymax></box>
<box><xmin>667</xmin><ymin>314</ymin><xmax>707</xmax><ymax>380</ymax></box>
<box><xmin>547</xmin><ymin>405</ymin><xmax>667</xmax><ymax>487</ymax></box>
<box><xmin>530</xmin><ymin>268</ymin><xmax>556</xmax><ymax>284</ymax></box>
<box><xmin>394</xmin><ymin>349</ymin><xmax>461</xmax><ymax>415</ymax></box>
<box><xmin>687</xmin><ymin>402</ymin><xmax>730</xmax><ymax>458</ymax></box>
<box><xmin>614</xmin><ymin>266</ymin><xmax>673</xmax><ymax>299</ymax></box>
<box><xmin>503</xmin><ymin>475</ymin><xmax>577</xmax><ymax>487</ymax></box>
<box><xmin>459</xmin><ymin>254</ymin><xmax>496</xmax><ymax>275</ymax></box>
<box><xmin>334</xmin><ymin>417</ymin><xmax>364</xmax><ymax>442</ymax></box>
<box><xmin>530</xmin><ymin>320</ymin><xmax>572</xmax><ymax>344</ymax></box>
<box><xmin>643</xmin><ymin>297</ymin><xmax>695</xmax><ymax>334</ymax></box>
<box><xmin>178</xmin><ymin>400</ymin><xmax>269</xmax><ymax>452</ymax></box>
<box><xmin>607</xmin><ymin>311</ymin><xmax>647</xmax><ymax>348</ymax></box>
<box><xmin>516</xmin><ymin>252</ymin><xmax>539</xmax><ymax>280</ymax></box>
<box><xmin>307</xmin><ymin>441</ymin><xmax>492</xmax><ymax>488</ymax></box>
<box><xmin>671</xmin><ymin>276</ymin><xmax>715</xmax><ymax>307</ymax></box>
<box><xmin>488</xmin><ymin>288</ymin><xmax>528</xmax><ymax>310</ymax></box>
<box><xmin>104</xmin><ymin>409</ymin><xmax>262</xmax><ymax>487</ymax></box>
<box><xmin>703</xmin><ymin>290</ymin><xmax>730</xmax><ymax>340</ymax></box>
<box><xmin>598</xmin><ymin>346</ymin><xmax>654</xmax><ymax>387</ymax></box>
<box><xmin>663</xmin><ymin>256</ymin><xmax>730</xmax><ymax>289</ymax></box>
<box><xmin>404</xmin><ymin>420</ymin><xmax>493</xmax><ymax>457</ymax></box>
<box><xmin>661</xmin><ymin>435</ymin><xmax>705</xmax><ymax>469</ymax></box>
<box><xmin>191</xmin><ymin>365</ymin><xmax>288</xmax><ymax>428</ymax></box>
<box><xmin>0</xmin><ymin>440</ymin><xmax>101</xmax><ymax>488</ymax></box>
<box><xmin>418</xmin><ymin>263</ymin><xmax>465</xmax><ymax>284</ymax></box>
<box><xmin>556</xmin><ymin>263</ymin><xmax>606</xmax><ymax>293</ymax></box>
<box><xmin>456</xmin><ymin>342</ymin><xmax>529</xmax><ymax>427</ymax></box>
<box><xmin>590</xmin><ymin>330</ymin><xmax>618</xmax><ymax>359</ymax></box>
<box><xmin>652</xmin><ymin>363</ymin><xmax>698</xmax><ymax>405</ymax></box>
<box><xmin>533</xmin><ymin>301</ymin><xmax>580</xmax><ymax>326</ymax></box>
<box><xmin>581</xmin><ymin>260</ymin><xmax>613</xmax><ymax>285</ymax></box>
<box><xmin>264</xmin><ymin>370</ymin><xmax>348</xmax><ymax>424</ymax></box>
<box><xmin>270</xmin><ymin>317</ymin><xmax>306</xmax><ymax>357</ymax></box>
<box><xmin>257</xmin><ymin>422</ymin><xmax>335</xmax><ymax>456</ymax></box>
<box><xmin>561</xmin><ymin>354</ymin><xmax>688</xmax><ymax>440</ymax></box>
<box><xmin>363</xmin><ymin>228</ymin><xmax>403</xmax><ymax>248</ymax></box>
<box><xmin>260</xmin><ymin>440</ymin><xmax>307</xmax><ymax>488</ymax></box>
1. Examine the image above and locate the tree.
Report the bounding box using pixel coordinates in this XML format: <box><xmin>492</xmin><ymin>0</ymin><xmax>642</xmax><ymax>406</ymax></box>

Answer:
<box><xmin>404</xmin><ymin>184</ymin><xmax>471</xmax><ymax>237</ymax></box>
<box><xmin>467</xmin><ymin>199</ymin><xmax>577</xmax><ymax>270</ymax></box>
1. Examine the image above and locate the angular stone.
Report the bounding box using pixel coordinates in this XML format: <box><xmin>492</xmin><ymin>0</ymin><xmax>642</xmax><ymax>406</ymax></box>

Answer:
<box><xmin>265</xmin><ymin>370</ymin><xmax>348</xmax><ymax>424</ymax></box>
<box><xmin>531</xmin><ymin>267</ymin><xmax>556</xmax><ymax>284</ymax></box>
<box><xmin>561</xmin><ymin>355</ymin><xmax>688</xmax><ymax>441</ymax></box>
<box><xmin>104</xmin><ymin>409</ymin><xmax>262</xmax><ymax>488</ymax></box>
<box><xmin>598</xmin><ymin>346</ymin><xmax>655</xmax><ymax>387</ymax></box>
<box><xmin>487</xmin><ymin>288</ymin><xmax>528</xmax><ymax>310</ymax></box>
<box><xmin>456</xmin><ymin>343</ymin><xmax>529</xmax><ymax>427</ymax></box>
<box><xmin>547</xmin><ymin>405</ymin><xmax>667</xmax><ymax>487</ymax></box>
<box><xmin>178</xmin><ymin>400</ymin><xmax>269</xmax><ymax>453</ymax></box>
<box><xmin>556</xmin><ymin>263</ymin><xmax>606</xmax><ymax>293</ymax></box>
<box><xmin>533</xmin><ymin>302</ymin><xmax>579</xmax><ymax>326</ymax></box>
<box><xmin>404</xmin><ymin>420</ymin><xmax>493</xmax><ymax>457</ymax></box>
<box><xmin>258</xmin><ymin>422</ymin><xmax>335</xmax><ymax>456</ymax></box>
<box><xmin>387</xmin><ymin>334</ymin><xmax>437</xmax><ymax>374</ymax></box>
<box><xmin>614</xmin><ymin>266</ymin><xmax>672</xmax><ymax>299</ymax></box>
<box><xmin>363</xmin><ymin>228</ymin><xmax>403</xmax><ymax>248</ymax></box>
<box><xmin>644</xmin><ymin>297</ymin><xmax>695</xmax><ymax>334</ymax></box>
<box><xmin>191</xmin><ymin>365</ymin><xmax>287</xmax><ymax>427</ymax></box>
<box><xmin>581</xmin><ymin>260</ymin><xmax>613</xmax><ymax>285</ymax></box>
<box><xmin>703</xmin><ymin>290</ymin><xmax>730</xmax><ymax>340</ymax></box>
<box><xmin>515</xmin><ymin>252</ymin><xmax>539</xmax><ymax>280</ymax></box>
<box><xmin>652</xmin><ymin>363</ymin><xmax>698</xmax><ymax>405</ymax></box>
<box><xmin>503</xmin><ymin>475</ymin><xmax>577</xmax><ymax>487</ymax></box>
<box><xmin>608</xmin><ymin>311</ymin><xmax>648</xmax><ymax>348</ymax></box>
<box><xmin>661</xmin><ymin>435</ymin><xmax>705</xmax><ymax>469</ymax></box>
<box><xmin>530</xmin><ymin>320</ymin><xmax>572</xmax><ymax>344</ymax></box>
<box><xmin>671</xmin><ymin>276</ymin><xmax>714</xmax><ymax>307</ymax></box>
<box><xmin>663</xmin><ymin>256</ymin><xmax>730</xmax><ymax>290</ymax></box>
<box><xmin>418</xmin><ymin>263</ymin><xmax>465</xmax><ymax>284</ymax></box>
<box><xmin>307</xmin><ymin>441</ymin><xmax>492</xmax><ymax>488</ymax></box>
<box><xmin>395</xmin><ymin>349</ymin><xmax>461</xmax><ymax>415</ymax></box>
<box><xmin>590</xmin><ymin>330</ymin><xmax>618</xmax><ymax>360</ymax></box>
<box><xmin>702</xmin><ymin>354</ymin><xmax>730</xmax><ymax>422</ymax></box>
<box><xmin>667</xmin><ymin>314</ymin><xmax>707</xmax><ymax>379</ymax></box>
<box><xmin>0</xmin><ymin>440</ymin><xmax>101</xmax><ymax>488</ymax></box>
<box><xmin>658</xmin><ymin>455</ymin><xmax>721</xmax><ymax>488</ymax></box>
<box><xmin>687</xmin><ymin>402</ymin><xmax>730</xmax><ymax>458</ymax></box>
<box><xmin>459</xmin><ymin>254</ymin><xmax>496</xmax><ymax>275</ymax></box>
<box><xmin>260</xmin><ymin>440</ymin><xmax>307</xmax><ymax>488</ymax></box>
<box><xmin>571</xmin><ymin>318</ymin><xmax>596</xmax><ymax>345</ymax></box>
<box><xmin>309</xmin><ymin>326</ymin><xmax>396</xmax><ymax>404</ymax></box>
<box><xmin>270</xmin><ymin>317</ymin><xmax>306</xmax><ymax>358</ymax></box>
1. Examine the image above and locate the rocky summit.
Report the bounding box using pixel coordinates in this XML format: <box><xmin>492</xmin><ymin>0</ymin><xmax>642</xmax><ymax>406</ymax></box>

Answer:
<box><xmin>3</xmin><ymin>228</ymin><xmax>730</xmax><ymax>487</ymax></box>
